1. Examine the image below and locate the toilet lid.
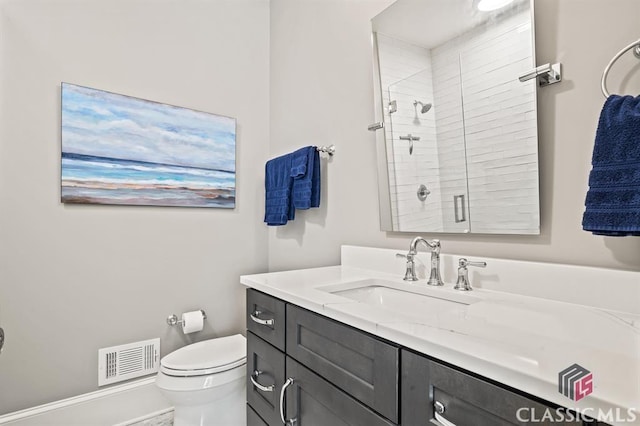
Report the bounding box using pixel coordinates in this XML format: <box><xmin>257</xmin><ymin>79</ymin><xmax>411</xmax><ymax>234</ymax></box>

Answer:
<box><xmin>160</xmin><ymin>334</ymin><xmax>246</xmax><ymax>377</ymax></box>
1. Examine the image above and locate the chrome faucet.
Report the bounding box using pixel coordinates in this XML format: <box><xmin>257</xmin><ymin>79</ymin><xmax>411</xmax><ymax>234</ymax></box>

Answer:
<box><xmin>454</xmin><ymin>258</ymin><xmax>486</xmax><ymax>291</ymax></box>
<box><xmin>397</xmin><ymin>237</ymin><xmax>444</xmax><ymax>286</ymax></box>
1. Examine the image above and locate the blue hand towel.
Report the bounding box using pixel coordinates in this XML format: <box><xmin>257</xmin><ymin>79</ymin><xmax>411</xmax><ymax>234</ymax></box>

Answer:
<box><xmin>582</xmin><ymin>95</ymin><xmax>640</xmax><ymax>236</ymax></box>
<box><xmin>264</xmin><ymin>153</ymin><xmax>294</xmax><ymax>226</ymax></box>
<box><xmin>291</xmin><ymin>146</ymin><xmax>321</xmax><ymax>209</ymax></box>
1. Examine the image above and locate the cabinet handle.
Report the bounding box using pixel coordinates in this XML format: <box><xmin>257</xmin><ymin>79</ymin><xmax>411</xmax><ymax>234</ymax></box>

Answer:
<box><xmin>434</xmin><ymin>401</ymin><xmax>457</xmax><ymax>426</ymax></box>
<box><xmin>250</xmin><ymin>310</ymin><xmax>274</xmax><ymax>327</ymax></box>
<box><xmin>435</xmin><ymin>413</ymin><xmax>456</xmax><ymax>426</ymax></box>
<box><xmin>250</xmin><ymin>370</ymin><xmax>275</xmax><ymax>393</ymax></box>
<box><xmin>279</xmin><ymin>377</ymin><xmax>297</xmax><ymax>425</ymax></box>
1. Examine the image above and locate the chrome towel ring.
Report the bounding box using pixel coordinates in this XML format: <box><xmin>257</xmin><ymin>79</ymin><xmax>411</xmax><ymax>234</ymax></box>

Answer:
<box><xmin>601</xmin><ymin>38</ymin><xmax>640</xmax><ymax>98</ymax></box>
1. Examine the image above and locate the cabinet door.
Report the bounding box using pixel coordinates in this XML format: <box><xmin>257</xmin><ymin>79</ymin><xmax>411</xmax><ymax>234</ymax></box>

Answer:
<box><xmin>402</xmin><ymin>349</ymin><xmax>583</xmax><ymax>426</ymax></box>
<box><xmin>247</xmin><ymin>288</ymin><xmax>286</xmax><ymax>351</ymax></box>
<box><xmin>283</xmin><ymin>357</ymin><xmax>395</xmax><ymax>426</ymax></box>
<box><xmin>247</xmin><ymin>404</ymin><xmax>268</xmax><ymax>426</ymax></box>
<box><xmin>286</xmin><ymin>305</ymin><xmax>399</xmax><ymax>422</ymax></box>
<box><xmin>247</xmin><ymin>332</ymin><xmax>285</xmax><ymax>426</ymax></box>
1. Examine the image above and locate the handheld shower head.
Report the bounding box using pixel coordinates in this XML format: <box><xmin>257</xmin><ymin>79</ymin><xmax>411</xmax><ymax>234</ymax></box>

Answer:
<box><xmin>414</xmin><ymin>100</ymin><xmax>432</xmax><ymax>114</ymax></box>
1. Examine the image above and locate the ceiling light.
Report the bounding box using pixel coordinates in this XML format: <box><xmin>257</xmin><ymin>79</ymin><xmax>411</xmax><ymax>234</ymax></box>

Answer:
<box><xmin>476</xmin><ymin>0</ymin><xmax>514</xmax><ymax>11</ymax></box>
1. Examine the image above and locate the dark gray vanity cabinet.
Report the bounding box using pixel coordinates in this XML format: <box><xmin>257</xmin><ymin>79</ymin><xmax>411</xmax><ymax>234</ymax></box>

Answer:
<box><xmin>402</xmin><ymin>349</ymin><xmax>588</xmax><ymax>426</ymax></box>
<box><xmin>247</xmin><ymin>405</ymin><xmax>268</xmax><ymax>426</ymax></box>
<box><xmin>247</xmin><ymin>288</ymin><xmax>604</xmax><ymax>426</ymax></box>
<box><xmin>246</xmin><ymin>289</ymin><xmax>399</xmax><ymax>426</ymax></box>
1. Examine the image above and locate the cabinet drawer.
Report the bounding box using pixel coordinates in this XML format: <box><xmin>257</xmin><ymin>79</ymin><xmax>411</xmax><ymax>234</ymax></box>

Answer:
<box><xmin>284</xmin><ymin>356</ymin><xmax>395</xmax><ymax>426</ymax></box>
<box><xmin>247</xmin><ymin>331</ymin><xmax>285</xmax><ymax>426</ymax></box>
<box><xmin>286</xmin><ymin>305</ymin><xmax>399</xmax><ymax>423</ymax></box>
<box><xmin>402</xmin><ymin>349</ymin><xmax>583</xmax><ymax>426</ymax></box>
<box><xmin>247</xmin><ymin>404</ymin><xmax>268</xmax><ymax>426</ymax></box>
<box><xmin>247</xmin><ymin>288</ymin><xmax>286</xmax><ymax>351</ymax></box>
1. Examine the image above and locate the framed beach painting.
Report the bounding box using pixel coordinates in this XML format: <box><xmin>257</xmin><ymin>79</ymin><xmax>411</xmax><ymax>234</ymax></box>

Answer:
<box><xmin>61</xmin><ymin>83</ymin><xmax>236</xmax><ymax>208</ymax></box>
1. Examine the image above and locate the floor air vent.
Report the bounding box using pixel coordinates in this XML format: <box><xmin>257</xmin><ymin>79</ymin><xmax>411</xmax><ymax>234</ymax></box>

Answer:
<box><xmin>98</xmin><ymin>338</ymin><xmax>160</xmax><ymax>386</ymax></box>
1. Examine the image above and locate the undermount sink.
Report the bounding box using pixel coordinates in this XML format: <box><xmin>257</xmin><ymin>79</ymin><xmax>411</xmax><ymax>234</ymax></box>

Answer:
<box><xmin>322</xmin><ymin>278</ymin><xmax>480</xmax><ymax>314</ymax></box>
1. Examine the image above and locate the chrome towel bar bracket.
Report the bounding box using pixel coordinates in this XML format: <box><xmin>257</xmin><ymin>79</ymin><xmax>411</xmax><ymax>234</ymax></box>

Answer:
<box><xmin>316</xmin><ymin>145</ymin><xmax>335</xmax><ymax>156</ymax></box>
<box><xmin>518</xmin><ymin>62</ymin><xmax>562</xmax><ymax>86</ymax></box>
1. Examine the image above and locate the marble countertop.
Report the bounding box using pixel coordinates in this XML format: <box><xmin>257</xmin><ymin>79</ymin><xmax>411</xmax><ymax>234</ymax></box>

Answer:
<box><xmin>240</xmin><ymin>252</ymin><xmax>640</xmax><ymax>426</ymax></box>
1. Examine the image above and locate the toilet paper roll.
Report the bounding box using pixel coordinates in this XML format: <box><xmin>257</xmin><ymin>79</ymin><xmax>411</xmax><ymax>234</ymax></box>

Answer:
<box><xmin>181</xmin><ymin>310</ymin><xmax>204</xmax><ymax>334</ymax></box>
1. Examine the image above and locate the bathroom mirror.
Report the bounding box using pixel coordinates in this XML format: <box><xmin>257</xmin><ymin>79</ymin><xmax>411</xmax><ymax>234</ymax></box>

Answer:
<box><xmin>371</xmin><ymin>0</ymin><xmax>540</xmax><ymax>234</ymax></box>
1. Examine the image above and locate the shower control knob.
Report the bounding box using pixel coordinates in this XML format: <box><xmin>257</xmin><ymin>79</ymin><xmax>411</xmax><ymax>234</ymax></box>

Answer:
<box><xmin>417</xmin><ymin>184</ymin><xmax>430</xmax><ymax>201</ymax></box>
<box><xmin>0</xmin><ymin>327</ymin><xmax>4</xmax><ymax>354</ymax></box>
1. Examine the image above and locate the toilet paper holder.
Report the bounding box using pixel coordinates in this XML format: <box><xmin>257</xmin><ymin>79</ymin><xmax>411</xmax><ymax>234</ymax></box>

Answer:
<box><xmin>166</xmin><ymin>310</ymin><xmax>207</xmax><ymax>326</ymax></box>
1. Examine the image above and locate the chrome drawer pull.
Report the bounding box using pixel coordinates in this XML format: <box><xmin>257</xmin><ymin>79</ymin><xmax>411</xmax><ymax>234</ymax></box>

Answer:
<box><xmin>434</xmin><ymin>401</ymin><xmax>456</xmax><ymax>426</ymax></box>
<box><xmin>279</xmin><ymin>377</ymin><xmax>297</xmax><ymax>425</ymax></box>
<box><xmin>250</xmin><ymin>310</ymin><xmax>274</xmax><ymax>327</ymax></box>
<box><xmin>250</xmin><ymin>370</ymin><xmax>274</xmax><ymax>393</ymax></box>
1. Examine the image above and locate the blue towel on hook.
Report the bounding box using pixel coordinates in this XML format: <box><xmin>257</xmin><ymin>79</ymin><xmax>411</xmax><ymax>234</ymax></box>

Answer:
<box><xmin>582</xmin><ymin>95</ymin><xmax>640</xmax><ymax>236</ymax></box>
<box><xmin>291</xmin><ymin>146</ymin><xmax>321</xmax><ymax>210</ymax></box>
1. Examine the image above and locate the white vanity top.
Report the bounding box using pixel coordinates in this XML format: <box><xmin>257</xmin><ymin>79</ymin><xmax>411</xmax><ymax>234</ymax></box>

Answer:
<box><xmin>240</xmin><ymin>246</ymin><xmax>640</xmax><ymax>425</ymax></box>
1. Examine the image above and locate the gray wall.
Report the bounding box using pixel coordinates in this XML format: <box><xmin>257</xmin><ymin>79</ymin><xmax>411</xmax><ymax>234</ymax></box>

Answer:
<box><xmin>0</xmin><ymin>0</ymin><xmax>269</xmax><ymax>414</ymax></box>
<box><xmin>268</xmin><ymin>0</ymin><xmax>640</xmax><ymax>272</ymax></box>
<box><xmin>269</xmin><ymin>0</ymin><xmax>395</xmax><ymax>271</ymax></box>
<box><xmin>2</xmin><ymin>0</ymin><xmax>640</xmax><ymax>416</ymax></box>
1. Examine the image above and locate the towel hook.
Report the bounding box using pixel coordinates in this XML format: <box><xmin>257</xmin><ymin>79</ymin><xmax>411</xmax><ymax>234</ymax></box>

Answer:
<box><xmin>601</xmin><ymin>38</ymin><xmax>640</xmax><ymax>98</ymax></box>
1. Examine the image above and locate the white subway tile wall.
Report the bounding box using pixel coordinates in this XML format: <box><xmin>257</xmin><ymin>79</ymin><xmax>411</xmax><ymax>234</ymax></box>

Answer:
<box><xmin>377</xmin><ymin>34</ymin><xmax>444</xmax><ymax>232</ymax></box>
<box><xmin>456</xmin><ymin>9</ymin><xmax>538</xmax><ymax>233</ymax></box>
<box><xmin>431</xmin><ymin>35</ymin><xmax>469</xmax><ymax>233</ymax></box>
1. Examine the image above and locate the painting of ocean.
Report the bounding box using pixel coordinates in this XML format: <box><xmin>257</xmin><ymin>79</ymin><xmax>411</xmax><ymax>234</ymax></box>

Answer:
<box><xmin>61</xmin><ymin>83</ymin><xmax>236</xmax><ymax>208</ymax></box>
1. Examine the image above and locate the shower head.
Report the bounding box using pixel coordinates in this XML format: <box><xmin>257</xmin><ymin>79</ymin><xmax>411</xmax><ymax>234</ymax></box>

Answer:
<box><xmin>414</xmin><ymin>100</ymin><xmax>432</xmax><ymax>114</ymax></box>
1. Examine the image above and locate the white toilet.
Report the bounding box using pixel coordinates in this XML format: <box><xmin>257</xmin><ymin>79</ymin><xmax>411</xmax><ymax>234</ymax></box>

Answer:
<box><xmin>155</xmin><ymin>334</ymin><xmax>247</xmax><ymax>426</ymax></box>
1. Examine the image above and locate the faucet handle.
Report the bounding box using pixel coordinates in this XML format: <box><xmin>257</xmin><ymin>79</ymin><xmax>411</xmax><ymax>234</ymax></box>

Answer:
<box><xmin>460</xmin><ymin>258</ymin><xmax>486</xmax><ymax>268</ymax></box>
<box><xmin>397</xmin><ymin>252</ymin><xmax>418</xmax><ymax>281</ymax></box>
<box><xmin>396</xmin><ymin>252</ymin><xmax>415</xmax><ymax>261</ymax></box>
<box><xmin>454</xmin><ymin>258</ymin><xmax>486</xmax><ymax>291</ymax></box>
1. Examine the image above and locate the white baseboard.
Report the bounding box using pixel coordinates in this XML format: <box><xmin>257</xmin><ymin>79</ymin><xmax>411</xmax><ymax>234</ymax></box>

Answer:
<box><xmin>0</xmin><ymin>377</ymin><xmax>172</xmax><ymax>425</ymax></box>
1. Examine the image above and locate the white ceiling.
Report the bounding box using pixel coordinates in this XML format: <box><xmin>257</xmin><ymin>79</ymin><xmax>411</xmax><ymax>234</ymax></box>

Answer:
<box><xmin>372</xmin><ymin>0</ymin><xmax>525</xmax><ymax>49</ymax></box>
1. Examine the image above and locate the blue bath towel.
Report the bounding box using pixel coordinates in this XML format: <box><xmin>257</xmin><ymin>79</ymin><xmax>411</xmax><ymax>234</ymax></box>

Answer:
<box><xmin>264</xmin><ymin>153</ymin><xmax>294</xmax><ymax>226</ymax></box>
<box><xmin>582</xmin><ymin>95</ymin><xmax>640</xmax><ymax>236</ymax></box>
<box><xmin>264</xmin><ymin>146</ymin><xmax>321</xmax><ymax>226</ymax></box>
<box><xmin>291</xmin><ymin>146</ymin><xmax>321</xmax><ymax>210</ymax></box>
